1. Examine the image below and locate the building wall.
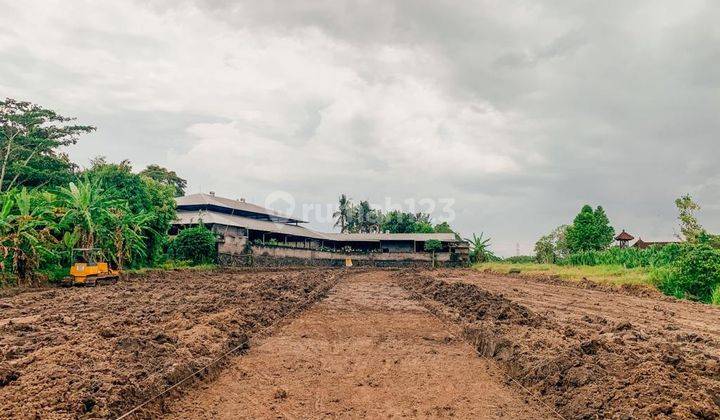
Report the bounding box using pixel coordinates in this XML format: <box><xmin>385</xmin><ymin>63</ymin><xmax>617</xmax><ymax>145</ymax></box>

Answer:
<box><xmin>217</xmin><ymin>245</ymin><xmax>466</xmax><ymax>268</ymax></box>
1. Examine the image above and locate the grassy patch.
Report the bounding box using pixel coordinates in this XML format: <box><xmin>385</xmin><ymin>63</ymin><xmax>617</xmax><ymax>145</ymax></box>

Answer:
<box><xmin>475</xmin><ymin>262</ymin><xmax>653</xmax><ymax>286</ymax></box>
<box><xmin>125</xmin><ymin>262</ymin><xmax>218</xmax><ymax>276</ymax></box>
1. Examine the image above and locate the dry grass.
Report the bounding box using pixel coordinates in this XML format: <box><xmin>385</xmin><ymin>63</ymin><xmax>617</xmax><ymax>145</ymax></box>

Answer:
<box><xmin>475</xmin><ymin>262</ymin><xmax>653</xmax><ymax>286</ymax></box>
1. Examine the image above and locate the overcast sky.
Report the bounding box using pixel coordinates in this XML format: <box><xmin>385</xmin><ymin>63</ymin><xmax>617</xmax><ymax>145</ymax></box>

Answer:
<box><xmin>1</xmin><ymin>0</ymin><xmax>719</xmax><ymax>255</ymax></box>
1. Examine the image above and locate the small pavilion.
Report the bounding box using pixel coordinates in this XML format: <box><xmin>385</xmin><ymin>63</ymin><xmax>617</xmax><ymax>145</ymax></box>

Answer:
<box><xmin>615</xmin><ymin>230</ymin><xmax>635</xmax><ymax>248</ymax></box>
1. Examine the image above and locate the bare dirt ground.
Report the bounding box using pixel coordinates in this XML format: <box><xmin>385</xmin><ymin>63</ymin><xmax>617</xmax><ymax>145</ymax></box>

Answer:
<box><xmin>395</xmin><ymin>269</ymin><xmax>720</xmax><ymax>419</ymax></box>
<box><xmin>0</xmin><ymin>268</ymin><xmax>344</xmax><ymax>419</ymax></box>
<box><xmin>2</xmin><ymin>267</ymin><xmax>720</xmax><ymax>419</ymax></box>
<box><xmin>165</xmin><ymin>270</ymin><xmax>550</xmax><ymax>419</ymax></box>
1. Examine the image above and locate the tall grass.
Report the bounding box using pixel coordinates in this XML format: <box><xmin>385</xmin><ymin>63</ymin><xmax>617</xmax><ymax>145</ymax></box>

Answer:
<box><xmin>562</xmin><ymin>244</ymin><xmax>682</xmax><ymax>268</ymax></box>
<box><xmin>477</xmin><ymin>262</ymin><xmax>652</xmax><ymax>286</ymax></box>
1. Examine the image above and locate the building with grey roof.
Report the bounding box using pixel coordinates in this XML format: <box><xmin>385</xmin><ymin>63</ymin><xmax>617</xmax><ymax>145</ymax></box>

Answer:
<box><xmin>172</xmin><ymin>192</ymin><xmax>468</xmax><ymax>264</ymax></box>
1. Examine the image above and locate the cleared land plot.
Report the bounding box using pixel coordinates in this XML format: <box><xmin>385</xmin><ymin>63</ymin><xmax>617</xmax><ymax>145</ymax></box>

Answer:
<box><xmin>396</xmin><ymin>269</ymin><xmax>720</xmax><ymax>418</ymax></box>
<box><xmin>165</xmin><ymin>271</ymin><xmax>550</xmax><ymax>419</ymax></box>
<box><xmin>3</xmin><ymin>267</ymin><xmax>720</xmax><ymax>419</ymax></box>
<box><xmin>0</xmin><ymin>268</ymin><xmax>343</xmax><ymax>419</ymax></box>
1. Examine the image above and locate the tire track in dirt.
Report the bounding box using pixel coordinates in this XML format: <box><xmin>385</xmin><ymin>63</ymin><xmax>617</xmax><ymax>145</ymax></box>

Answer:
<box><xmin>395</xmin><ymin>270</ymin><xmax>720</xmax><ymax>419</ymax></box>
<box><xmin>165</xmin><ymin>271</ymin><xmax>552</xmax><ymax>419</ymax></box>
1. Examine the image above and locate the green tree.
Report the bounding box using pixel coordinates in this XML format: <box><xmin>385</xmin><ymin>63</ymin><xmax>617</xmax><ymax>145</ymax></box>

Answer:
<box><xmin>355</xmin><ymin>200</ymin><xmax>374</xmax><ymax>233</ymax></box>
<box><xmin>413</xmin><ymin>220</ymin><xmax>434</xmax><ymax>233</ymax></box>
<box><xmin>534</xmin><ymin>225</ymin><xmax>570</xmax><ymax>263</ymax></box>
<box><xmin>433</xmin><ymin>221</ymin><xmax>454</xmax><ymax>233</ymax></box>
<box><xmin>592</xmin><ymin>206</ymin><xmax>615</xmax><ymax>250</ymax></box>
<box><xmin>170</xmin><ymin>225</ymin><xmax>217</xmax><ymax>265</ymax></box>
<box><xmin>566</xmin><ymin>205</ymin><xmax>614</xmax><ymax>253</ymax></box>
<box><xmin>381</xmin><ymin>210</ymin><xmax>437</xmax><ymax>234</ymax></box>
<box><xmin>0</xmin><ymin>98</ymin><xmax>94</xmax><ymax>192</ymax></box>
<box><xmin>381</xmin><ymin>210</ymin><xmax>416</xmax><ymax>233</ymax></box>
<box><xmin>333</xmin><ymin>194</ymin><xmax>352</xmax><ymax>233</ymax></box>
<box><xmin>534</xmin><ymin>234</ymin><xmax>555</xmax><ymax>263</ymax></box>
<box><xmin>424</xmin><ymin>239</ymin><xmax>442</xmax><ymax>268</ymax></box>
<box><xmin>675</xmin><ymin>194</ymin><xmax>703</xmax><ymax>243</ymax></box>
<box><xmin>139</xmin><ymin>164</ymin><xmax>187</xmax><ymax>196</ymax></box>
<box><xmin>657</xmin><ymin>235</ymin><xmax>720</xmax><ymax>302</ymax></box>
<box><xmin>84</xmin><ymin>159</ymin><xmax>176</xmax><ymax>266</ymax></box>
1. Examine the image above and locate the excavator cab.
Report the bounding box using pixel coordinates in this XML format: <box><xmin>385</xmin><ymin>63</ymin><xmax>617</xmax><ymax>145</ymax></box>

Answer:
<box><xmin>62</xmin><ymin>248</ymin><xmax>121</xmax><ymax>287</ymax></box>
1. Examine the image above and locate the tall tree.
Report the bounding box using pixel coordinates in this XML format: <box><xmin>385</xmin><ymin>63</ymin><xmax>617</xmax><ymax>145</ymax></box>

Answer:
<box><xmin>592</xmin><ymin>206</ymin><xmax>615</xmax><ymax>249</ymax></box>
<box><xmin>675</xmin><ymin>194</ymin><xmax>703</xmax><ymax>243</ymax></box>
<box><xmin>139</xmin><ymin>164</ymin><xmax>187</xmax><ymax>196</ymax></box>
<box><xmin>355</xmin><ymin>200</ymin><xmax>374</xmax><ymax>233</ymax></box>
<box><xmin>84</xmin><ymin>159</ymin><xmax>176</xmax><ymax>266</ymax></box>
<box><xmin>333</xmin><ymin>194</ymin><xmax>352</xmax><ymax>233</ymax></box>
<box><xmin>566</xmin><ymin>205</ymin><xmax>615</xmax><ymax>253</ymax></box>
<box><xmin>381</xmin><ymin>210</ymin><xmax>417</xmax><ymax>233</ymax></box>
<box><xmin>0</xmin><ymin>98</ymin><xmax>94</xmax><ymax>192</ymax></box>
<box><xmin>534</xmin><ymin>225</ymin><xmax>570</xmax><ymax>263</ymax></box>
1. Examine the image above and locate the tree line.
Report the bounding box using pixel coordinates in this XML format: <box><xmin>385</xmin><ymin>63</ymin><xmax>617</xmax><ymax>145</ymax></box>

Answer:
<box><xmin>332</xmin><ymin>194</ymin><xmax>497</xmax><ymax>262</ymax></box>
<box><xmin>0</xmin><ymin>98</ymin><xmax>188</xmax><ymax>286</ymax></box>
<box><xmin>332</xmin><ymin>194</ymin><xmax>455</xmax><ymax>234</ymax></box>
<box><xmin>531</xmin><ymin>196</ymin><xmax>720</xmax><ymax>304</ymax></box>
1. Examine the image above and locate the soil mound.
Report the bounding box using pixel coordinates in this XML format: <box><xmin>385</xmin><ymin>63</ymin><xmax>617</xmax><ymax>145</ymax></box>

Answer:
<box><xmin>0</xmin><ymin>268</ymin><xmax>345</xmax><ymax>418</ymax></box>
<box><xmin>395</xmin><ymin>271</ymin><xmax>720</xmax><ymax>419</ymax></box>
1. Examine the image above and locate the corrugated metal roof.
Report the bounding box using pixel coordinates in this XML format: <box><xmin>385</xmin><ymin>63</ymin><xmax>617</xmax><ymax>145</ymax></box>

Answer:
<box><xmin>176</xmin><ymin>193</ymin><xmax>305</xmax><ymax>223</ymax></box>
<box><xmin>175</xmin><ymin>210</ymin><xmax>331</xmax><ymax>240</ymax></box>
<box><xmin>175</xmin><ymin>210</ymin><xmax>461</xmax><ymax>243</ymax></box>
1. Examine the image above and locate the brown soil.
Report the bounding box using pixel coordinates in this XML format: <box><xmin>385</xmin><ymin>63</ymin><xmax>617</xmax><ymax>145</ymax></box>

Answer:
<box><xmin>395</xmin><ymin>269</ymin><xmax>720</xmax><ymax>419</ymax></box>
<box><xmin>0</xmin><ymin>268</ymin><xmax>345</xmax><ymax>419</ymax></box>
<box><xmin>165</xmin><ymin>270</ymin><xmax>551</xmax><ymax>419</ymax></box>
<box><xmin>3</xmin><ymin>267</ymin><xmax>720</xmax><ymax>419</ymax></box>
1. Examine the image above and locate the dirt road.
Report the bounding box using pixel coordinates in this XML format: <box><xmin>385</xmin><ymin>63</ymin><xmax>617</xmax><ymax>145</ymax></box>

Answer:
<box><xmin>166</xmin><ymin>271</ymin><xmax>551</xmax><ymax>419</ymax></box>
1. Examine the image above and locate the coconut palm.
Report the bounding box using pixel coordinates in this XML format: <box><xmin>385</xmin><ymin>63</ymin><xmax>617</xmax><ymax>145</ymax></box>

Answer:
<box><xmin>333</xmin><ymin>194</ymin><xmax>352</xmax><ymax>233</ymax></box>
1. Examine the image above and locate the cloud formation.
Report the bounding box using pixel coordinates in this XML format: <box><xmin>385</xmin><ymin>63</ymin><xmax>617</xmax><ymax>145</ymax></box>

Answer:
<box><xmin>1</xmin><ymin>0</ymin><xmax>718</xmax><ymax>255</ymax></box>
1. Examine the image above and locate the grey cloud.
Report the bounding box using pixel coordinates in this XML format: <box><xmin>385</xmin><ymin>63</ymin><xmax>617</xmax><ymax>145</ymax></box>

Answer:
<box><xmin>2</xmin><ymin>0</ymin><xmax>719</xmax><ymax>255</ymax></box>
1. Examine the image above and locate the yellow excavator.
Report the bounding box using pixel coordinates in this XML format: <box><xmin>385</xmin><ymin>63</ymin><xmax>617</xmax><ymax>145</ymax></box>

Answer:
<box><xmin>62</xmin><ymin>248</ymin><xmax>121</xmax><ymax>287</ymax></box>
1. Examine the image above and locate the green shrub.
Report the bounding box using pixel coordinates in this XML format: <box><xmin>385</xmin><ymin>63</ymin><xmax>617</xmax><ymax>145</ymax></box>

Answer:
<box><xmin>504</xmin><ymin>255</ymin><xmax>536</xmax><ymax>264</ymax></box>
<box><xmin>652</xmin><ymin>242</ymin><xmax>720</xmax><ymax>302</ymax></box>
<box><xmin>169</xmin><ymin>226</ymin><xmax>217</xmax><ymax>265</ymax></box>
<box><xmin>711</xmin><ymin>285</ymin><xmax>720</xmax><ymax>306</ymax></box>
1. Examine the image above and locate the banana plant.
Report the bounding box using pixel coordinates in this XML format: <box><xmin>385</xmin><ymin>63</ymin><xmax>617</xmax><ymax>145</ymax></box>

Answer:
<box><xmin>0</xmin><ymin>188</ymin><xmax>56</xmax><ymax>285</ymax></box>
<box><xmin>464</xmin><ymin>232</ymin><xmax>497</xmax><ymax>263</ymax></box>
<box><xmin>56</xmin><ymin>178</ymin><xmax>117</xmax><ymax>250</ymax></box>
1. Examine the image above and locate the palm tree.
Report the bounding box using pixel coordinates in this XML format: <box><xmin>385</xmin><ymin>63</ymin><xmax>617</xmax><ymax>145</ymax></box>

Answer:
<box><xmin>333</xmin><ymin>194</ymin><xmax>352</xmax><ymax>233</ymax></box>
<box><xmin>356</xmin><ymin>200</ymin><xmax>373</xmax><ymax>233</ymax></box>
<box><xmin>0</xmin><ymin>188</ymin><xmax>56</xmax><ymax>285</ymax></box>
<box><xmin>464</xmin><ymin>232</ymin><xmax>496</xmax><ymax>263</ymax></box>
<box><xmin>56</xmin><ymin>178</ymin><xmax>116</xmax><ymax>250</ymax></box>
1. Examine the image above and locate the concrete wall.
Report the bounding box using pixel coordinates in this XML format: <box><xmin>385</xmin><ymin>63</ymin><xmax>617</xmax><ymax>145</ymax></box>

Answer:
<box><xmin>218</xmin><ymin>245</ymin><xmax>465</xmax><ymax>268</ymax></box>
